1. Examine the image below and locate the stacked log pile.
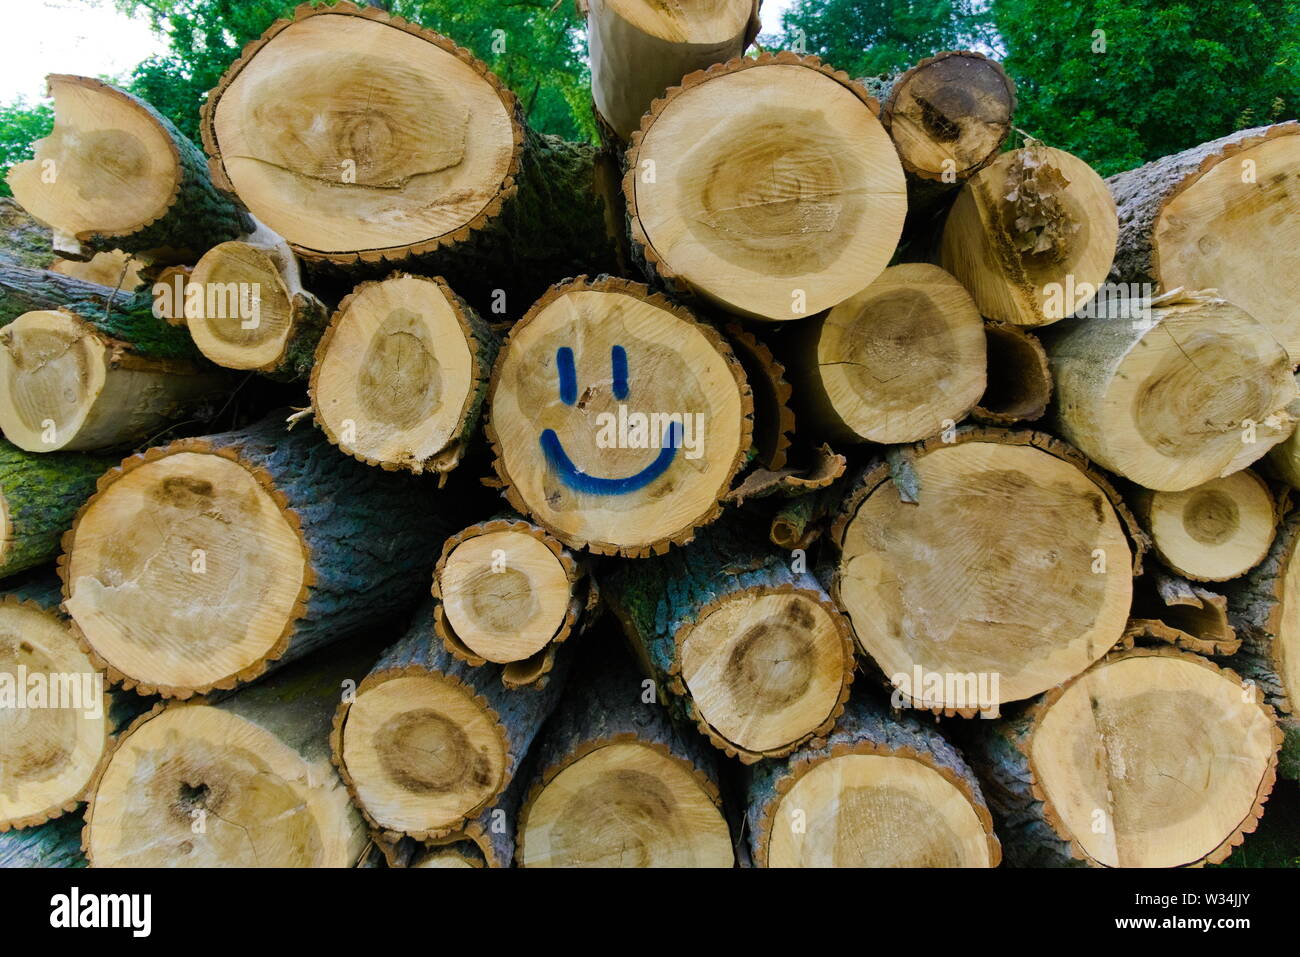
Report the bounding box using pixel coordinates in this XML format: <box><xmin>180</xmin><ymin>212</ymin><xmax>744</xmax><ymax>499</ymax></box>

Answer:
<box><xmin>1</xmin><ymin>0</ymin><xmax>1298</xmax><ymax>868</ymax></box>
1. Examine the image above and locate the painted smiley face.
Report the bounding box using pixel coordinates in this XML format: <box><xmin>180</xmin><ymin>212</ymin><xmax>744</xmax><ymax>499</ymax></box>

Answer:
<box><xmin>539</xmin><ymin>345</ymin><xmax>682</xmax><ymax>495</ymax></box>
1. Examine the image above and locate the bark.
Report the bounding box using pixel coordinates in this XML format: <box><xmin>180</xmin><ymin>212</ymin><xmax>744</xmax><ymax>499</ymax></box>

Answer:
<box><xmin>0</xmin><ymin>814</ymin><xmax>86</xmax><ymax>867</ymax></box>
<box><xmin>0</xmin><ymin>263</ymin><xmax>158</xmax><ymax>331</ymax></box>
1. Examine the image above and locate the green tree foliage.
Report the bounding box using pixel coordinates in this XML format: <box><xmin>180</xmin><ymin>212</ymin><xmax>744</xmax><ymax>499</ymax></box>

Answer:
<box><xmin>0</xmin><ymin>100</ymin><xmax>53</xmax><ymax>198</ymax></box>
<box><xmin>993</xmin><ymin>0</ymin><xmax>1300</xmax><ymax>175</ymax></box>
<box><xmin>776</xmin><ymin>0</ymin><xmax>995</xmax><ymax>77</ymax></box>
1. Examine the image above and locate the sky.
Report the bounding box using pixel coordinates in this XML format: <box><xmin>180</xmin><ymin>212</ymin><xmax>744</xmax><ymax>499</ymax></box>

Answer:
<box><xmin>2</xmin><ymin>0</ymin><xmax>800</xmax><ymax>104</ymax></box>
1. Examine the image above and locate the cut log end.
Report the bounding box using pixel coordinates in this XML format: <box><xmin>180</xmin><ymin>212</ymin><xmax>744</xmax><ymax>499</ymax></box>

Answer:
<box><xmin>0</xmin><ymin>597</ymin><xmax>109</xmax><ymax>830</ymax></box>
<box><xmin>62</xmin><ymin>445</ymin><xmax>309</xmax><ymax>696</ymax></box>
<box><xmin>488</xmin><ymin>277</ymin><xmax>751</xmax><ymax>557</ymax></box>
<box><xmin>519</xmin><ymin>740</ymin><xmax>732</xmax><ymax>867</ymax></box>
<box><xmin>1136</xmin><ymin>471</ymin><xmax>1276</xmax><ymax>581</ymax></box>
<box><xmin>971</xmin><ymin>321</ymin><xmax>1051</xmax><ymax>424</ymax></box>
<box><xmin>627</xmin><ymin>54</ymin><xmax>906</xmax><ymax>320</ymax></box>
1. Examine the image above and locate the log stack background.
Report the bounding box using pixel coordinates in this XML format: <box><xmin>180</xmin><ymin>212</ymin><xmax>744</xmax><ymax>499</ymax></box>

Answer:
<box><xmin>1</xmin><ymin>0</ymin><xmax>1298</xmax><ymax>869</ymax></box>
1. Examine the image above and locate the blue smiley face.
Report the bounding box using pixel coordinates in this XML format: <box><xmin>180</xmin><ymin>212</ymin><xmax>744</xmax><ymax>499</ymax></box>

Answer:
<box><xmin>539</xmin><ymin>345</ymin><xmax>681</xmax><ymax>495</ymax></box>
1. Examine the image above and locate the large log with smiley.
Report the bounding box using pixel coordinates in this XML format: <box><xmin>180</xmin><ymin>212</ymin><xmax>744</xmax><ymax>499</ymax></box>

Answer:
<box><xmin>486</xmin><ymin>276</ymin><xmax>753</xmax><ymax>558</ymax></box>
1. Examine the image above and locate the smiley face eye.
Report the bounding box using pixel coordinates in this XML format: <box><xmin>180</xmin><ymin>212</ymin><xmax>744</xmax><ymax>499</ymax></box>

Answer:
<box><xmin>555</xmin><ymin>346</ymin><xmax>630</xmax><ymax>405</ymax></box>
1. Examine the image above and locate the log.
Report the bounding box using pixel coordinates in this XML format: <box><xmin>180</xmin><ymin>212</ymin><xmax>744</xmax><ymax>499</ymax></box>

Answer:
<box><xmin>1107</xmin><ymin>122</ymin><xmax>1300</xmax><ymax>364</ymax></box>
<box><xmin>310</xmin><ymin>273</ymin><xmax>497</xmax><ymax>474</ymax></box>
<box><xmin>0</xmin><ymin>197</ymin><xmax>55</xmax><ymax>271</ymax></box>
<box><xmin>330</xmin><ymin>600</ymin><xmax>569</xmax><ymax>843</ymax></box>
<box><xmin>625</xmin><ymin>52</ymin><xmax>907</xmax><ymax>321</ymax></box>
<box><xmin>5</xmin><ymin>75</ymin><xmax>250</xmax><ymax>262</ymax></box>
<box><xmin>830</xmin><ymin>428</ymin><xmax>1139</xmax><ymax>713</ymax></box>
<box><xmin>0</xmin><ymin>572</ymin><xmax>112</xmax><ymax>830</ymax></box>
<box><xmin>59</xmin><ymin>412</ymin><xmax>457</xmax><ymax>697</ymax></box>
<box><xmin>185</xmin><ymin>231</ymin><xmax>328</xmax><ymax>380</ymax></box>
<box><xmin>0</xmin><ymin>303</ymin><xmax>230</xmax><ymax>453</ymax></box>
<box><xmin>412</xmin><ymin>844</ymin><xmax>484</xmax><ymax>868</ymax></box>
<box><xmin>964</xmin><ymin>647</ymin><xmax>1280</xmax><ymax>867</ymax></box>
<box><xmin>199</xmin><ymin>2</ymin><xmax>622</xmax><ymax>302</ymax></box>
<box><xmin>0</xmin><ymin>814</ymin><xmax>86</xmax><ymax>868</ymax></box>
<box><xmin>939</xmin><ymin>142</ymin><xmax>1118</xmax><ymax>326</ymax></box>
<box><xmin>416</xmin><ymin>747</ymin><xmax>534</xmax><ymax>868</ymax></box>
<box><xmin>723</xmin><ymin>323</ymin><xmax>794</xmax><ymax>471</ymax></box>
<box><xmin>83</xmin><ymin>638</ymin><xmax>381</xmax><ymax>867</ymax></box>
<box><xmin>0</xmin><ymin>439</ymin><xmax>114</xmax><ymax>579</ymax></box>
<box><xmin>50</xmin><ymin>250</ymin><xmax>147</xmax><ymax>291</ymax></box>
<box><xmin>1045</xmin><ymin>293</ymin><xmax>1296</xmax><ymax>491</ymax></box>
<box><xmin>775</xmin><ymin>262</ymin><xmax>987</xmax><ymax>444</ymax></box>
<box><xmin>585</xmin><ymin>0</ymin><xmax>760</xmax><ymax>142</ymax></box>
<box><xmin>746</xmin><ymin>691</ymin><xmax>1000</xmax><ymax>867</ymax></box>
<box><xmin>487</xmin><ymin>276</ymin><xmax>752</xmax><ymax>557</ymax></box>
<box><xmin>0</xmin><ymin>262</ymin><xmax>147</xmax><ymax>328</ymax></box>
<box><xmin>1131</xmin><ymin>470</ymin><xmax>1276</xmax><ymax>581</ymax></box>
<box><xmin>1124</xmin><ymin>570</ymin><xmax>1239</xmax><ymax>656</ymax></box>
<box><xmin>517</xmin><ymin>639</ymin><xmax>733</xmax><ymax>867</ymax></box>
<box><xmin>602</xmin><ymin>520</ymin><xmax>855</xmax><ymax>763</ymax></box>
<box><xmin>970</xmin><ymin>321</ymin><xmax>1051</xmax><ymax>425</ymax></box>
<box><xmin>431</xmin><ymin>513</ymin><xmax>587</xmax><ymax>672</ymax></box>
<box><xmin>1225</xmin><ymin>510</ymin><xmax>1300</xmax><ymax>780</ymax></box>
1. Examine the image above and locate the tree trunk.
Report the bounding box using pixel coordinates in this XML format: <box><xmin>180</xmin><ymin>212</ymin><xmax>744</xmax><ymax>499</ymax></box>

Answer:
<box><xmin>625</xmin><ymin>51</ymin><xmax>906</xmax><ymax>321</ymax></box>
<box><xmin>0</xmin><ymin>439</ymin><xmax>114</xmax><ymax>578</ymax></box>
<box><xmin>771</xmin><ymin>262</ymin><xmax>986</xmax><ymax>444</ymax></box>
<box><xmin>199</xmin><ymin>2</ymin><xmax>621</xmax><ymax>309</ymax></box>
<box><xmin>1130</xmin><ymin>469</ymin><xmax>1276</xmax><ymax>581</ymax></box>
<box><xmin>585</xmin><ymin>0</ymin><xmax>760</xmax><ymax>142</ymax></box>
<box><xmin>0</xmin><ymin>264</ymin><xmax>149</xmax><ymax>328</ymax></box>
<box><xmin>970</xmin><ymin>321</ymin><xmax>1051</xmax><ymax>425</ymax></box>
<box><xmin>963</xmin><ymin>647</ymin><xmax>1280</xmax><ymax>867</ymax></box>
<box><xmin>517</xmin><ymin>639</ymin><xmax>733</xmax><ymax>867</ymax></box>
<box><xmin>329</xmin><ymin>600</ymin><xmax>570</xmax><ymax>844</ymax></box>
<box><xmin>830</xmin><ymin>427</ymin><xmax>1141</xmax><ymax>713</ymax></box>
<box><xmin>939</xmin><ymin>143</ymin><xmax>1118</xmax><ymax>326</ymax></box>
<box><xmin>431</xmin><ymin>512</ymin><xmax>589</xmax><ymax>678</ymax></box>
<box><xmin>6</xmin><ymin>75</ymin><xmax>250</xmax><ymax>262</ymax></box>
<box><xmin>83</xmin><ymin>637</ymin><xmax>383</xmax><ymax>867</ymax></box>
<box><xmin>746</xmin><ymin>691</ymin><xmax>1000</xmax><ymax>867</ymax></box>
<box><xmin>1044</xmin><ymin>293</ymin><xmax>1296</xmax><ymax>491</ymax></box>
<box><xmin>601</xmin><ymin>520</ymin><xmax>855</xmax><ymax>763</ymax></box>
<box><xmin>0</xmin><ymin>197</ymin><xmax>56</xmax><ymax>271</ymax></box>
<box><xmin>310</xmin><ymin>273</ymin><xmax>497</xmax><ymax>474</ymax></box>
<box><xmin>0</xmin><ymin>814</ymin><xmax>85</xmax><ymax>867</ymax></box>
<box><xmin>59</xmin><ymin>412</ymin><xmax>461</xmax><ymax>697</ymax></box>
<box><xmin>486</xmin><ymin>276</ymin><xmax>752</xmax><ymax>557</ymax></box>
<box><xmin>1107</xmin><ymin>122</ymin><xmax>1300</xmax><ymax>364</ymax></box>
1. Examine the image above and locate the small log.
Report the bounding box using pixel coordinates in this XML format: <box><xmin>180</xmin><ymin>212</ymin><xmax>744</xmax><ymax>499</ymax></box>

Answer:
<box><xmin>0</xmin><ymin>814</ymin><xmax>86</xmax><ymax>868</ymax></box>
<box><xmin>1108</xmin><ymin>122</ymin><xmax>1300</xmax><ymax>364</ymax></box>
<box><xmin>6</xmin><ymin>75</ymin><xmax>250</xmax><ymax>261</ymax></box>
<box><xmin>310</xmin><ymin>273</ymin><xmax>497</xmax><ymax>474</ymax></box>
<box><xmin>50</xmin><ymin>251</ymin><xmax>147</xmax><ymax>291</ymax></box>
<box><xmin>940</xmin><ymin>142</ymin><xmax>1118</xmax><ymax>326</ymax></box>
<box><xmin>964</xmin><ymin>647</ymin><xmax>1280</xmax><ymax>867</ymax></box>
<box><xmin>0</xmin><ymin>439</ymin><xmax>114</xmax><ymax>578</ymax></box>
<box><xmin>200</xmin><ymin>2</ymin><xmax>621</xmax><ymax>302</ymax></box>
<box><xmin>724</xmin><ymin>323</ymin><xmax>794</xmax><ymax>471</ymax></box>
<box><xmin>602</xmin><ymin>521</ymin><xmax>855</xmax><ymax>763</ymax></box>
<box><xmin>83</xmin><ymin>638</ymin><xmax>381</xmax><ymax>867</ymax></box>
<box><xmin>432</xmin><ymin>513</ymin><xmax>587</xmax><ymax>671</ymax></box>
<box><xmin>1125</xmin><ymin>570</ymin><xmax>1239</xmax><ymax>656</ymax></box>
<box><xmin>625</xmin><ymin>52</ymin><xmax>906</xmax><ymax>321</ymax></box>
<box><xmin>412</xmin><ymin>844</ymin><xmax>484</xmax><ymax>868</ymax></box>
<box><xmin>330</xmin><ymin>600</ymin><xmax>569</xmax><ymax>844</ymax></box>
<box><xmin>970</xmin><ymin>321</ymin><xmax>1052</xmax><ymax>424</ymax></box>
<box><xmin>517</xmin><ymin>640</ymin><xmax>733</xmax><ymax>867</ymax></box>
<box><xmin>1131</xmin><ymin>470</ymin><xmax>1276</xmax><ymax>581</ymax></box>
<box><xmin>60</xmin><ymin>413</ymin><xmax>458</xmax><ymax>697</ymax></box>
<box><xmin>747</xmin><ymin>691</ymin><xmax>1000</xmax><ymax>867</ymax></box>
<box><xmin>487</xmin><ymin>276</ymin><xmax>752</xmax><ymax>557</ymax></box>
<box><xmin>775</xmin><ymin>262</ymin><xmax>986</xmax><ymax>444</ymax></box>
<box><xmin>0</xmin><ymin>262</ymin><xmax>148</xmax><ymax>328</ymax></box>
<box><xmin>830</xmin><ymin>428</ymin><xmax>1139</xmax><ymax>712</ymax></box>
<box><xmin>1044</xmin><ymin>293</ymin><xmax>1296</xmax><ymax>491</ymax></box>
<box><xmin>585</xmin><ymin>0</ymin><xmax>760</xmax><ymax>142</ymax></box>
<box><xmin>185</xmin><ymin>230</ymin><xmax>328</xmax><ymax>380</ymax></box>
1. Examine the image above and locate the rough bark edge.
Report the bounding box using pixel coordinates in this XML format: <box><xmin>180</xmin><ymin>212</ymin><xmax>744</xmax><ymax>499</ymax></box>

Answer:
<box><xmin>724</xmin><ymin>322</ymin><xmax>795</xmax><ymax>470</ymax></box>
<box><xmin>79</xmin><ymin>698</ymin><xmax>169</xmax><ymax>864</ymax></box>
<box><xmin>327</xmin><ymin>664</ymin><xmax>513</xmax><ymax>844</ymax></box>
<box><xmin>829</xmin><ymin>425</ymin><xmax>1150</xmax><ymax>575</ymax></box>
<box><xmin>308</xmin><ymin>272</ymin><xmax>494</xmax><ymax>473</ymax></box>
<box><xmin>749</xmin><ymin>737</ymin><xmax>1002</xmax><ymax>868</ymax></box>
<box><xmin>485</xmin><ymin>274</ymin><xmax>754</xmax><ymax>557</ymax></box>
<box><xmin>1020</xmin><ymin>646</ymin><xmax>1283</xmax><ymax>868</ymax></box>
<box><xmin>199</xmin><ymin>1</ymin><xmax>528</xmax><ymax>267</ymax></box>
<box><xmin>0</xmin><ymin>593</ymin><xmax>114</xmax><ymax>831</ymax></box>
<box><xmin>1225</xmin><ymin>508</ymin><xmax>1300</xmax><ymax>715</ymax></box>
<box><xmin>877</xmin><ymin>50</ymin><xmax>1017</xmax><ymax>182</ymax></box>
<box><xmin>430</xmin><ymin>515</ymin><xmax>584</xmax><ymax>677</ymax></box>
<box><xmin>55</xmin><ymin>438</ymin><xmax>314</xmax><ymax>699</ymax></box>
<box><xmin>514</xmin><ymin>731</ymin><xmax>725</xmax><ymax>867</ymax></box>
<box><xmin>624</xmin><ymin>52</ymin><xmax>884</xmax><ymax>301</ymax></box>
<box><xmin>725</xmin><ymin>443</ymin><xmax>846</xmax><ymax>504</ymax></box>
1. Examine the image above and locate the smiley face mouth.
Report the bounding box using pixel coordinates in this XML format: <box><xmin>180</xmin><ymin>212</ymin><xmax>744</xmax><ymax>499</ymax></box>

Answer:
<box><xmin>540</xmin><ymin>422</ymin><xmax>681</xmax><ymax>495</ymax></box>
